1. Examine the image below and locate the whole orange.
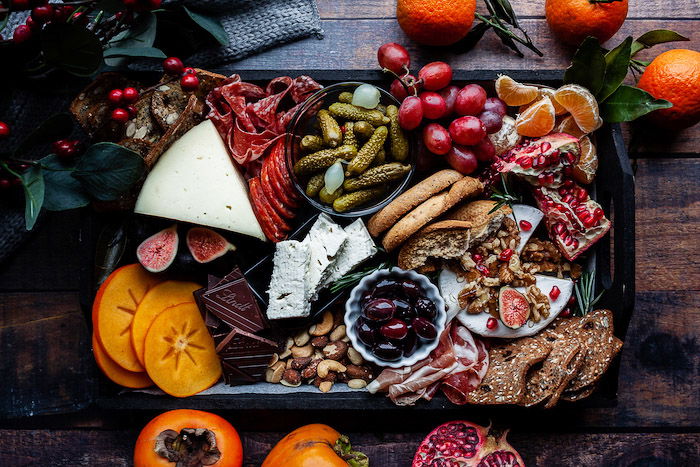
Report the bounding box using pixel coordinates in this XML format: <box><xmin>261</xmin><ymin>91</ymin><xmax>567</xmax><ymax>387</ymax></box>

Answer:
<box><xmin>397</xmin><ymin>0</ymin><xmax>476</xmax><ymax>46</ymax></box>
<box><xmin>637</xmin><ymin>49</ymin><xmax>700</xmax><ymax>129</ymax></box>
<box><xmin>545</xmin><ymin>0</ymin><xmax>628</xmax><ymax>46</ymax></box>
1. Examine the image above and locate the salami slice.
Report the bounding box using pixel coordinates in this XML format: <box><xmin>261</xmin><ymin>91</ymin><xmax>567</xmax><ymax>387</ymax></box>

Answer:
<box><xmin>248</xmin><ymin>177</ymin><xmax>286</xmax><ymax>242</ymax></box>
<box><xmin>261</xmin><ymin>158</ymin><xmax>296</xmax><ymax>219</ymax></box>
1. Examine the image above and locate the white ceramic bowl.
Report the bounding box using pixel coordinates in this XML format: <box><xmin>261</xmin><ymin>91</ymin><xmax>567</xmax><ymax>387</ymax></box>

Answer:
<box><xmin>345</xmin><ymin>267</ymin><xmax>447</xmax><ymax>368</ymax></box>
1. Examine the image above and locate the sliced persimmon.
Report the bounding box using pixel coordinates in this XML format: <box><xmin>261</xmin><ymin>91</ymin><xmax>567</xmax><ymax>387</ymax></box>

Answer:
<box><xmin>93</xmin><ymin>264</ymin><xmax>162</xmax><ymax>372</ymax></box>
<box><xmin>92</xmin><ymin>333</ymin><xmax>153</xmax><ymax>389</ymax></box>
<box><xmin>144</xmin><ymin>302</ymin><xmax>221</xmax><ymax>398</ymax></box>
<box><xmin>131</xmin><ymin>280</ymin><xmax>202</xmax><ymax>366</ymax></box>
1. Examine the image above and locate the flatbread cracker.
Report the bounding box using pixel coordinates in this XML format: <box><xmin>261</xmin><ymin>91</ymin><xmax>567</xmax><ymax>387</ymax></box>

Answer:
<box><xmin>521</xmin><ymin>338</ymin><xmax>582</xmax><ymax>407</ymax></box>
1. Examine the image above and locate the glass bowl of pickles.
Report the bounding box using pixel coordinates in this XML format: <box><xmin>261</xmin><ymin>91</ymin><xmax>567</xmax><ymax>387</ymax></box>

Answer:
<box><xmin>285</xmin><ymin>82</ymin><xmax>416</xmax><ymax>217</ymax></box>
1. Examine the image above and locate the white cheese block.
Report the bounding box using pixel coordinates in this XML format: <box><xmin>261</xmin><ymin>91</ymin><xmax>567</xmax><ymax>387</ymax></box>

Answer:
<box><xmin>134</xmin><ymin>120</ymin><xmax>265</xmax><ymax>241</ymax></box>
<box><xmin>323</xmin><ymin>219</ymin><xmax>378</xmax><ymax>287</ymax></box>
<box><xmin>267</xmin><ymin>240</ymin><xmax>311</xmax><ymax>320</ymax></box>
<box><xmin>439</xmin><ymin>268</ymin><xmax>573</xmax><ymax>338</ymax></box>
<box><xmin>305</xmin><ymin>214</ymin><xmax>348</xmax><ymax>301</ymax></box>
<box><xmin>509</xmin><ymin>204</ymin><xmax>544</xmax><ymax>254</ymax></box>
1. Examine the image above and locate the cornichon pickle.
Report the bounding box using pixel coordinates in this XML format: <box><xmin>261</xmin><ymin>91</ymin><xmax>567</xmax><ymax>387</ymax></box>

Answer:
<box><xmin>342</xmin><ymin>121</ymin><xmax>358</xmax><ymax>149</ymax></box>
<box><xmin>305</xmin><ymin>173</ymin><xmax>325</xmax><ymax>197</ymax></box>
<box><xmin>338</xmin><ymin>92</ymin><xmax>354</xmax><ymax>104</ymax></box>
<box><xmin>319</xmin><ymin>186</ymin><xmax>344</xmax><ymax>204</ymax></box>
<box><xmin>333</xmin><ymin>188</ymin><xmax>384</xmax><ymax>212</ymax></box>
<box><xmin>300</xmin><ymin>135</ymin><xmax>324</xmax><ymax>152</ymax></box>
<box><xmin>376</xmin><ymin>104</ymin><xmax>387</xmax><ymax>115</ymax></box>
<box><xmin>294</xmin><ymin>145</ymin><xmax>357</xmax><ymax>176</ymax></box>
<box><xmin>353</xmin><ymin>121</ymin><xmax>374</xmax><ymax>139</ymax></box>
<box><xmin>318</xmin><ymin>109</ymin><xmax>342</xmax><ymax>147</ymax></box>
<box><xmin>386</xmin><ymin>105</ymin><xmax>409</xmax><ymax>161</ymax></box>
<box><xmin>328</xmin><ymin>103</ymin><xmax>390</xmax><ymax>127</ymax></box>
<box><xmin>347</xmin><ymin>126</ymin><xmax>388</xmax><ymax>175</ymax></box>
<box><xmin>371</xmin><ymin>148</ymin><xmax>386</xmax><ymax>167</ymax></box>
<box><xmin>343</xmin><ymin>163</ymin><xmax>411</xmax><ymax>191</ymax></box>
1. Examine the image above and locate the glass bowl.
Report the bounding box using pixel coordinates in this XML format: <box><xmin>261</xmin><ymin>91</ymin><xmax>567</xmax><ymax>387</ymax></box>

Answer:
<box><xmin>285</xmin><ymin>82</ymin><xmax>416</xmax><ymax>218</ymax></box>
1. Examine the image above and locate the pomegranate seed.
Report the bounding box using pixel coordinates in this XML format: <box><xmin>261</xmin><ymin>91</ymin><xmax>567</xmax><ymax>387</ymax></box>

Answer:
<box><xmin>560</xmin><ymin>308</ymin><xmax>572</xmax><ymax>318</ymax></box>
<box><xmin>486</xmin><ymin>317</ymin><xmax>498</xmax><ymax>330</ymax></box>
<box><xmin>111</xmin><ymin>108</ymin><xmax>130</xmax><ymax>123</ymax></box>
<box><xmin>519</xmin><ymin>220</ymin><xmax>532</xmax><ymax>231</ymax></box>
<box><xmin>549</xmin><ymin>286</ymin><xmax>561</xmax><ymax>300</ymax></box>
<box><xmin>540</xmin><ymin>141</ymin><xmax>552</xmax><ymax>152</ymax></box>
<box><xmin>563</xmin><ymin>179</ymin><xmax>574</xmax><ymax>188</ymax></box>
<box><xmin>593</xmin><ymin>207</ymin><xmax>604</xmax><ymax>219</ymax></box>
<box><xmin>107</xmin><ymin>89</ymin><xmax>124</xmax><ymax>105</ymax></box>
<box><xmin>553</xmin><ymin>223</ymin><xmax>565</xmax><ymax>235</ymax></box>
<box><xmin>569</xmin><ymin>198</ymin><xmax>579</xmax><ymax>207</ymax></box>
<box><xmin>517</xmin><ymin>156</ymin><xmax>532</xmax><ymax>168</ymax></box>
<box><xmin>545</xmin><ymin>174</ymin><xmax>555</xmax><ymax>184</ymax></box>
<box><xmin>575</xmin><ymin>205</ymin><xmax>588</xmax><ymax>214</ymax></box>
<box><xmin>568</xmin><ymin>295</ymin><xmax>576</xmax><ymax>305</ymax></box>
<box><xmin>558</xmin><ymin>187</ymin><xmax>568</xmax><ymax>196</ymax></box>
<box><xmin>571</xmin><ymin>238</ymin><xmax>579</xmax><ymax>249</ymax></box>
<box><xmin>551</xmin><ymin>149</ymin><xmax>560</xmax><ymax>158</ymax></box>
<box><xmin>537</xmin><ymin>173</ymin><xmax>547</xmax><ymax>185</ymax></box>
<box><xmin>564</xmin><ymin>235</ymin><xmax>574</xmax><ymax>246</ymax></box>
<box><xmin>498</xmin><ymin>249</ymin><xmax>514</xmax><ymax>261</ymax></box>
<box><xmin>536</xmin><ymin>154</ymin><xmax>546</xmax><ymax>167</ymax></box>
<box><xmin>476</xmin><ymin>264</ymin><xmax>490</xmax><ymax>276</ymax></box>
<box><xmin>565</xmin><ymin>152</ymin><xmax>577</xmax><ymax>164</ymax></box>
<box><xmin>472</xmin><ymin>253</ymin><xmax>483</xmax><ymax>263</ymax></box>
<box><xmin>562</xmin><ymin>194</ymin><xmax>574</xmax><ymax>204</ymax></box>
<box><xmin>576</xmin><ymin>187</ymin><xmax>588</xmax><ymax>202</ymax></box>
<box><xmin>583</xmin><ymin>215</ymin><xmax>597</xmax><ymax>228</ymax></box>
<box><xmin>525</xmin><ymin>144</ymin><xmax>538</xmax><ymax>153</ymax></box>
<box><xmin>556</xmin><ymin>203</ymin><xmax>566</xmax><ymax>212</ymax></box>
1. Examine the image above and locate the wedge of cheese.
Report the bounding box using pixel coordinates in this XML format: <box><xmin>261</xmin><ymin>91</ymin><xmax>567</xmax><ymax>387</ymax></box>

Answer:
<box><xmin>134</xmin><ymin>120</ymin><xmax>265</xmax><ymax>241</ymax></box>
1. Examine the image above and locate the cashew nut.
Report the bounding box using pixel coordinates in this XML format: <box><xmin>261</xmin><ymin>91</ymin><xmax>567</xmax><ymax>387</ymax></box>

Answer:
<box><xmin>291</xmin><ymin>343</ymin><xmax>314</xmax><ymax>358</ymax></box>
<box><xmin>268</xmin><ymin>353</ymin><xmax>279</xmax><ymax>367</ymax></box>
<box><xmin>280</xmin><ymin>379</ymin><xmax>301</xmax><ymax>388</ymax></box>
<box><xmin>317</xmin><ymin>359</ymin><xmax>347</xmax><ymax>378</ymax></box>
<box><xmin>265</xmin><ymin>365</ymin><xmax>285</xmax><ymax>383</ymax></box>
<box><xmin>319</xmin><ymin>381</ymin><xmax>334</xmax><ymax>393</ymax></box>
<box><xmin>310</xmin><ymin>311</ymin><xmax>334</xmax><ymax>336</ymax></box>
<box><xmin>278</xmin><ymin>337</ymin><xmax>294</xmax><ymax>359</ymax></box>
<box><xmin>330</xmin><ymin>324</ymin><xmax>347</xmax><ymax>342</ymax></box>
<box><xmin>347</xmin><ymin>378</ymin><xmax>368</xmax><ymax>389</ymax></box>
<box><xmin>293</xmin><ymin>329</ymin><xmax>310</xmax><ymax>347</ymax></box>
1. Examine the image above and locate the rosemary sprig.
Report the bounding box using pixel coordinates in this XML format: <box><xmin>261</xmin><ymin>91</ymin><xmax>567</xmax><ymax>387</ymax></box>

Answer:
<box><xmin>574</xmin><ymin>270</ymin><xmax>604</xmax><ymax>316</ymax></box>
<box><xmin>471</xmin><ymin>0</ymin><xmax>543</xmax><ymax>57</ymax></box>
<box><xmin>489</xmin><ymin>175</ymin><xmax>521</xmax><ymax>214</ymax></box>
<box><xmin>329</xmin><ymin>260</ymin><xmax>392</xmax><ymax>295</ymax></box>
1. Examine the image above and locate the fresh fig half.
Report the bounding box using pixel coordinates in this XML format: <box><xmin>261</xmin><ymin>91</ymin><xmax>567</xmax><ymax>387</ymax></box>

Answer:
<box><xmin>498</xmin><ymin>286</ymin><xmax>530</xmax><ymax>329</ymax></box>
<box><xmin>186</xmin><ymin>227</ymin><xmax>236</xmax><ymax>264</ymax></box>
<box><xmin>136</xmin><ymin>225</ymin><xmax>178</xmax><ymax>273</ymax></box>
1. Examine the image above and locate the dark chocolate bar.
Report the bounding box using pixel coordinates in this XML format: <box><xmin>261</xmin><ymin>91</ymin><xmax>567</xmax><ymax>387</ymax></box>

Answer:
<box><xmin>202</xmin><ymin>275</ymin><xmax>266</xmax><ymax>334</ymax></box>
<box><xmin>216</xmin><ymin>328</ymin><xmax>278</xmax><ymax>380</ymax></box>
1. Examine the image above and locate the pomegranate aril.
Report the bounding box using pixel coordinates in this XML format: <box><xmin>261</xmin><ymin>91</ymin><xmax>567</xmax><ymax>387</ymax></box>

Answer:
<box><xmin>576</xmin><ymin>187</ymin><xmax>588</xmax><ymax>202</ymax></box>
<box><xmin>472</xmin><ymin>253</ymin><xmax>483</xmax><ymax>263</ymax></box>
<box><xmin>553</xmin><ymin>223</ymin><xmax>565</xmax><ymax>235</ymax></box>
<box><xmin>486</xmin><ymin>317</ymin><xmax>498</xmax><ymax>330</ymax></box>
<box><xmin>549</xmin><ymin>286</ymin><xmax>561</xmax><ymax>300</ymax></box>
<box><xmin>476</xmin><ymin>264</ymin><xmax>489</xmax><ymax>276</ymax></box>
<box><xmin>558</xmin><ymin>187</ymin><xmax>568</xmax><ymax>196</ymax></box>
<box><xmin>540</xmin><ymin>141</ymin><xmax>552</xmax><ymax>152</ymax></box>
<box><xmin>560</xmin><ymin>308</ymin><xmax>572</xmax><ymax>317</ymax></box>
<box><xmin>571</xmin><ymin>238</ymin><xmax>579</xmax><ymax>249</ymax></box>
<box><xmin>517</xmin><ymin>156</ymin><xmax>532</xmax><ymax>168</ymax></box>
<box><xmin>498</xmin><ymin>248</ymin><xmax>514</xmax><ymax>261</ymax></box>
<box><xmin>593</xmin><ymin>207</ymin><xmax>604</xmax><ymax>219</ymax></box>
<box><xmin>562</xmin><ymin>194</ymin><xmax>574</xmax><ymax>204</ymax></box>
<box><xmin>519</xmin><ymin>220</ymin><xmax>532</xmax><ymax>231</ymax></box>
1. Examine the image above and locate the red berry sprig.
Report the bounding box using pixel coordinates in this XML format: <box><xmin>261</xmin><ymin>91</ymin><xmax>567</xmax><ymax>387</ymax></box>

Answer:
<box><xmin>162</xmin><ymin>57</ymin><xmax>200</xmax><ymax>92</ymax></box>
<box><xmin>52</xmin><ymin>139</ymin><xmax>83</xmax><ymax>160</ymax></box>
<box><xmin>107</xmin><ymin>87</ymin><xmax>140</xmax><ymax>123</ymax></box>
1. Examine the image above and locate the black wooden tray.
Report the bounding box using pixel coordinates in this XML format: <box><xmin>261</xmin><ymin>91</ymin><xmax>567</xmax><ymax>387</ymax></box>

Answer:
<box><xmin>79</xmin><ymin>70</ymin><xmax>635</xmax><ymax>412</ymax></box>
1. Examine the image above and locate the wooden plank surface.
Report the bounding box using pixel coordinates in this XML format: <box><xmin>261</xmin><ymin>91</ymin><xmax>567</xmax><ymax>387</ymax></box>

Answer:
<box><xmin>0</xmin><ymin>429</ymin><xmax>697</xmax><ymax>466</ymax></box>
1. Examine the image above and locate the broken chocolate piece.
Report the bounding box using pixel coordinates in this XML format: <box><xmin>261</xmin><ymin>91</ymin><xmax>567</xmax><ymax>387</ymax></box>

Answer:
<box><xmin>216</xmin><ymin>328</ymin><xmax>279</xmax><ymax>380</ymax></box>
<box><xmin>202</xmin><ymin>274</ymin><xmax>267</xmax><ymax>334</ymax></box>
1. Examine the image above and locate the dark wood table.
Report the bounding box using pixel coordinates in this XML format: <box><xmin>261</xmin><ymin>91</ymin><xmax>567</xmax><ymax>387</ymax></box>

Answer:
<box><xmin>1</xmin><ymin>1</ymin><xmax>699</xmax><ymax>465</ymax></box>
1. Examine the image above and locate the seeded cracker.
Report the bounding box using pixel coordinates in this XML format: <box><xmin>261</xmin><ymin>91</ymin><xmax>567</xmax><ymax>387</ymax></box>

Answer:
<box><xmin>544</xmin><ymin>344</ymin><xmax>587</xmax><ymax>408</ymax></box>
<box><xmin>521</xmin><ymin>337</ymin><xmax>582</xmax><ymax>407</ymax></box>
<box><xmin>465</xmin><ymin>337</ymin><xmax>552</xmax><ymax>405</ymax></box>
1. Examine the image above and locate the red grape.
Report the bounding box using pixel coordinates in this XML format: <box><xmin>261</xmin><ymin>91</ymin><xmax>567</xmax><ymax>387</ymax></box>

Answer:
<box><xmin>473</xmin><ymin>137</ymin><xmax>496</xmax><ymax>162</ymax></box>
<box><xmin>377</xmin><ymin>42</ymin><xmax>411</xmax><ymax>75</ymax></box>
<box><xmin>449</xmin><ymin>116</ymin><xmax>486</xmax><ymax>145</ymax></box>
<box><xmin>390</xmin><ymin>75</ymin><xmax>420</xmax><ymax>101</ymax></box>
<box><xmin>478</xmin><ymin>110</ymin><xmax>504</xmax><ymax>134</ymax></box>
<box><xmin>483</xmin><ymin>97</ymin><xmax>507</xmax><ymax>117</ymax></box>
<box><xmin>419</xmin><ymin>92</ymin><xmax>447</xmax><ymax>120</ymax></box>
<box><xmin>418</xmin><ymin>61</ymin><xmax>453</xmax><ymax>91</ymax></box>
<box><xmin>398</xmin><ymin>96</ymin><xmax>424</xmax><ymax>130</ymax></box>
<box><xmin>454</xmin><ymin>84</ymin><xmax>487</xmax><ymax>116</ymax></box>
<box><xmin>446</xmin><ymin>145</ymin><xmax>479</xmax><ymax>175</ymax></box>
<box><xmin>439</xmin><ymin>85</ymin><xmax>460</xmax><ymax>116</ymax></box>
<box><xmin>423</xmin><ymin>123</ymin><xmax>452</xmax><ymax>155</ymax></box>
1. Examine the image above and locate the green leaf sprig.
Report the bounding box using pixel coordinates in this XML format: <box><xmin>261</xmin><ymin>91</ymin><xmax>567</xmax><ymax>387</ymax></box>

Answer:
<box><xmin>330</xmin><ymin>260</ymin><xmax>392</xmax><ymax>295</ymax></box>
<box><xmin>563</xmin><ymin>30</ymin><xmax>689</xmax><ymax>123</ymax></box>
<box><xmin>489</xmin><ymin>175</ymin><xmax>521</xmax><ymax>214</ymax></box>
<box><xmin>574</xmin><ymin>270</ymin><xmax>604</xmax><ymax>316</ymax></box>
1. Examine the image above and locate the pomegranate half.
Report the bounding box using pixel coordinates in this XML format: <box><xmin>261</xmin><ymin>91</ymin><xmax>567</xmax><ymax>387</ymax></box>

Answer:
<box><xmin>412</xmin><ymin>420</ymin><xmax>525</xmax><ymax>467</ymax></box>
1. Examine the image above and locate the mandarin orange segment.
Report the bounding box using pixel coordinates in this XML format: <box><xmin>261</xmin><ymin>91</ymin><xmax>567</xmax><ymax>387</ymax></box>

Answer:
<box><xmin>144</xmin><ymin>302</ymin><xmax>221</xmax><ymax>398</ymax></box>
<box><xmin>556</xmin><ymin>115</ymin><xmax>587</xmax><ymax>138</ymax></box>
<box><xmin>538</xmin><ymin>88</ymin><xmax>567</xmax><ymax>115</ymax></box>
<box><xmin>131</xmin><ymin>280</ymin><xmax>202</xmax><ymax>366</ymax></box>
<box><xmin>92</xmin><ymin>333</ymin><xmax>153</xmax><ymax>389</ymax></box>
<box><xmin>553</xmin><ymin>84</ymin><xmax>602</xmax><ymax>134</ymax></box>
<box><xmin>573</xmin><ymin>136</ymin><xmax>598</xmax><ymax>185</ymax></box>
<box><xmin>495</xmin><ymin>75</ymin><xmax>540</xmax><ymax>106</ymax></box>
<box><xmin>92</xmin><ymin>264</ymin><xmax>162</xmax><ymax>372</ymax></box>
<box><xmin>515</xmin><ymin>96</ymin><xmax>556</xmax><ymax>137</ymax></box>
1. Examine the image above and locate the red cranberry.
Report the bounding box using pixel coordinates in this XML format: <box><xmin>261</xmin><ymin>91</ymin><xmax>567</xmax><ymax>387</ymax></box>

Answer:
<box><xmin>31</xmin><ymin>4</ymin><xmax>53</xmax><ymax>23</ymax></box>
<box><xmin>549</xmin><ymin>286</ymin><xmax>561</xmax><ymax>300</ymax></box>
<box><xmin>486</xmin><ymin>317</ymin><xmax>498</xmax><ymax>330</ymax></box>
<box><xmin>180</xmin><ymin>73</ymin><xmax>199</xmax><ymax>91</ymax></box>
<box><xmin>380</xmin><ymin>318</ymin><xmax>409</xmax><ymax>340</ymax></box>
<box><xmin>0</xmin><ymin>122</ymin><xmax>9</xmax><ymax>139</ymax></box>
<box><xmin>498</xmin><ymin>248</ymin><xmax>514</xmax><ymax>261</ymax></box>
<box><xmin>107</xmin><ymin>89</ymin><xmax>124</xmax><ymax>105</ymax></box>
<box><xmin>163</xmin><ymin>57</ymin><xmax>184</xmax><ymax>75</ymax></box>
<box><xmin>25</xmin><ymin>16</ymin><xmax>39</xmax><ymax>31</ymax></box>
<box><xmin>122</xmin><ymin>87</ymin><xmax>139</xmax><ymax>103</ymax></box>
<box><xmin>122</xmin><ymin>0</ymin><xmax>138</xmax><ymax>8</ymax></box>
<box><xmin>126</xmin><ymin>105</ymin><xmax>137</xmax><ymax>118</ymax></box>
<box><xmin>111</xmin><ymin>108</ymin><xmax>130</xmax><ymax>123</ymax></box>
<box><xmin>519</xmin><ymin>220</ymin><xmax>532</xmax><ymax>231</ymax></box>
<box><xmin>183</xmin><ymin>67</ymin><xmax>197</xmax><ymax>75</ymax></box>
<box><xmin>560</xmin><ymin>308</ymin><xmax>572</xmax><ymax>318</ymax></box>
<box><xmin>52</xmin><ymin>139</ymin><xmax>76</xmax><ymax>159</ymax></box>
<box><xmin>13</xmin><ymin>25</ymin><xmax>32</xmax><ymax>44</ymax></box>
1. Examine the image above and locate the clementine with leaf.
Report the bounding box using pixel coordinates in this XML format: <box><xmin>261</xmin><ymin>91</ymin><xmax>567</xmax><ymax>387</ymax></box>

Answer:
<box><xmin>397</xmin><ymin>0</ymin><xmax>476</xmax><ymax>46</ymax></box>
<box><xmin>515</xmin><ymin>96</ymin><xmax>556</xmax><ymax>137</ymax></box>
<box><xmin>545</xmin><ymin>0</ymin><xmax>628</xmax><ymax>46</ymax></box>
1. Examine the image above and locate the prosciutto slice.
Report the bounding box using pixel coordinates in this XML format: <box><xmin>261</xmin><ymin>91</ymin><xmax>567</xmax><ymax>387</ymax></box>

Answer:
<box><xmin>367</xmin><ymin>323</ymin><xmax>489</xmax><ymax>406</ymax></box>
<box><xmin>206</xmin><ymin>74</ymin><xmax>322</xmax><ymax>168</ymax></box>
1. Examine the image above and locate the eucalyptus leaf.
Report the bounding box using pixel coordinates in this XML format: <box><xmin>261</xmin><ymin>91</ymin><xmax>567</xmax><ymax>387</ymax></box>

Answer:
<box><xmin>73</xmin><ymin>143</ymin><xmax>145</xmax><ymax>201</ymax></box>
<box><xmin>598</xmin><ymin>36</ymin><xmax>633</xmax><ymax>101</ymax></box>
<box><xmin>105</xmin><ymin>12</ymin><xmax>157</xmax><ymax>67</ymax></box>
<box><xmin>41</xmin><ymin>23</ymin><xmax>103</xmax><ymax>76</ymax></box>
<box><xmin>600</xmin><ymin>85</ymin><xmax>672</xmax><ymax>123</ymax></box>
<box><xmin>564</xmin><ymin>37</ymin><xmax>606</xmax><ymax>96</ymax></box>
<box><xmin>40</xmin><ymin>155</ymin><xmax>90</xmax><ymax>211</ymax></box>
<box><xmin>631</xmin><ymin>30</ymin><xmax>689</xmax><ymax>56</ymax></box>
<box><xmin>103</xmin><ymin>46</ymin><xmax>166</xmax><ymax>59</ymax></box>
<box><xmin>19</xmin><ymin>165</ymin><xmax>45</xmax><ymax>230</ymax></box>
<box><xmin>94</xmin><ymin>222</ymin><xmax>128</xmax><ymax>288</ymax></box>
<box><xmin>13</xmin><ymin>114</ymin><xmax>73</xmax><ymax>157</ymax></box>
<box><xmin>458</xmin><ymin>21</ymin><xmax>491</xmax><ymax>52</ymax></box>
<box><xmin>183</xmin><ymin>6</ymin><xmax>229</xmax><ymax>46</ymax></box>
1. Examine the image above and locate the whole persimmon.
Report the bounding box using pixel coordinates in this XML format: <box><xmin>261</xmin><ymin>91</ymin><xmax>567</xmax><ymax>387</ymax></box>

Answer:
<box><xmin>637</xmin><ymin>49</ymin><xmax>700</xmax><ymax>129</ymax></box>
<box><xmin>397</xmin><ymin>0</ymin><xmax>476</xmax><ymax>46</ymax></box>
<box><xmin>545</xmin><ymin>0</ymin><xmax>628</xmax><ymax>46</ymax></box>
<box><xmin>134</xmin><ymin>409</ymin><xmax>242</xmax><ymax>467</ymax></box>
